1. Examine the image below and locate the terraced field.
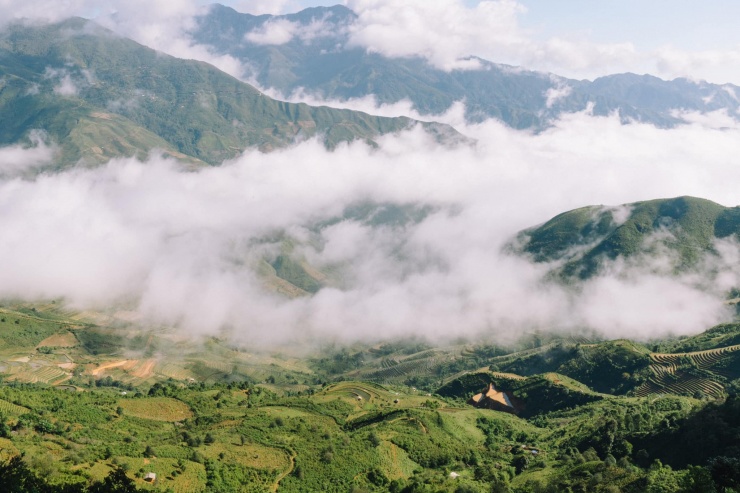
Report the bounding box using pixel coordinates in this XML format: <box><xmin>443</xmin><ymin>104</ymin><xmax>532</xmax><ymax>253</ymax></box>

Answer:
<box><xmin>118</xmin><ymin>397</ymin><xmax>193</xmax><ymax>422</ymax></box>
<box><xmin>322</xmin><ymin>381</ymin><xmax>385</xmax><ymax>402</ymax></box>
<box><xmin>11</xmin><ymin>365</ymin><xmax>69</xmax><ymax>385</ymax></box>
<box><xmin>36</xmin><ymin>332</ymin><xmax>79</xmax><ymax>348</ymax></box>
<box><xmin>157</xmin><ymin>363</ymin><xmax>197</xmax><ymax>381</ymax></box>
<box><xmin>490</xmin><ymin>371</ymin><xmax>526</xmax><ymax>381</ymax></box>
<box><xmin>357</xmin><ymin>352</ymin><xmax>451</xmax><ymax>383</ymax></box>
<box><xmin>0</xmin><ymin>398</ymin><xmax>29</xmax><ymax>415</ymax></box>
<box><xmin>634</xmin><ymin>344</ymin><xmax>740</xmax><ymax>398</ymax></box>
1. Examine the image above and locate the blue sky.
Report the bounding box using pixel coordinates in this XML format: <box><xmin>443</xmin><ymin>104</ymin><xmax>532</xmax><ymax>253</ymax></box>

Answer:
<box><xmin>518</xmin><ymin>0</ymin><xmax>740</xmax><ymax>52</ymax></box>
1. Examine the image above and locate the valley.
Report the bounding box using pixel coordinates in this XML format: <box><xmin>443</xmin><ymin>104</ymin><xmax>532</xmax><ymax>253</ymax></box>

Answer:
<box><xmin>1</xmin><ymin>2</ymin><xmax>740</xmax><ymax>492</ymax></box>
<box><xmin>1</xmin><ymin>300</ymin><xmax>739</xmax><ymax>491</ymax></box>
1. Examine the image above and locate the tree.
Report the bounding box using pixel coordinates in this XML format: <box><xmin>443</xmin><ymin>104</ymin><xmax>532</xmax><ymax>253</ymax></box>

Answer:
<box><xmin>511</xmin><ymin>455</ymin><xmax>529</xmax><ymax>475</ymax></box>
<box><xmin>708</xmin><ymin>456</ymin><xmax>740</xmax><ymax>491</ymax></box>
<box><xmin>680</xmin><ymin>466</ymin><xmax>717</xmax><ymax>493</ymax></box>
<box><xmin>321</xmin><ymin>450</ymin><xmax>334</xmax><ymax>464</ymax></box>
<box><xmin>89</xmin><ymin>467</ymin><xmax>143</xmax><ymax>493</ymax></box>
<box><xmin>368</xmin><ymin>432</ymin><xmax>381</xmax><ymax>447</ymax></box>
<box><xmin>0</xmin><ymin>455</ymin><xmax>45</xmax><ymax>493</ymax></box>
<box><xmin>646</xmin><ymin>461</ymin><xmax>682</xmax><ymax>493</ymax></box>
<box><xmin>0</xmin><ymin>411</ymin><xmax>9</xmax><ymax>438</ymax></box>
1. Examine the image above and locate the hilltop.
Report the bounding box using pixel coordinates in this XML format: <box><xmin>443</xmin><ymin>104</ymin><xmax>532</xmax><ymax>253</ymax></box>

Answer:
<box><xmin>515</xmin><ymin>196</ymin><xmax>740</xmax><ymax>280</ymax></box>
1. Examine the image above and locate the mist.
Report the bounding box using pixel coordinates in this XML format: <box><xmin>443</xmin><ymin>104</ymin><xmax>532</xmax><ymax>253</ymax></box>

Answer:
<box><xmin>2</xmin><ymin>110</ymin><xmax>740</xmax><ymax>346</ymax></box>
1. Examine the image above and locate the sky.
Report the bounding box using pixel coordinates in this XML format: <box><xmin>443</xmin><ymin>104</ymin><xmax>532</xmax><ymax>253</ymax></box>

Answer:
<box><xmin>279</xmin><ymin>0</ymin><xmax>740</xmax><ymax>53</ymax></box>
<box><xmin>1</xmin><ymin>0</ymin><xmax>740</xmax><ymax>346</ymax></box>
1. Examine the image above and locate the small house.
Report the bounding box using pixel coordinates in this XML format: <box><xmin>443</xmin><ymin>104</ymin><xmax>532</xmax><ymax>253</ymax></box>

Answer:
<box><xmin>144</xmin><ymin>472</ymin><xmax>156</xmax><ymax>483</ymax></box>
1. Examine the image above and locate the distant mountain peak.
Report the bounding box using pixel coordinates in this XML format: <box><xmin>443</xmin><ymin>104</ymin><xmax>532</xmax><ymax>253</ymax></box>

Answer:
<box><xmin>194</xmin><ymin>5</ymin><xmax>740</xmax><ymax>128</ymax></box>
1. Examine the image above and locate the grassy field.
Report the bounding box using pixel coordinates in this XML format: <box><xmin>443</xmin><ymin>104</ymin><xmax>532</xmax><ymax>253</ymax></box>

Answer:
<box><xmin>118</xmin><ymin>397</ymin><xmax>194</xmax><ymax>422</ymax></box>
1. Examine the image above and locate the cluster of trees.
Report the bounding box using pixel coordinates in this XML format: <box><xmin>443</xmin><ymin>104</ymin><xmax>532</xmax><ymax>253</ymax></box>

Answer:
<box><xmin>0</xmin><ymin>456</ymin><xmax>146</xmax><ymax>493</ymax></box>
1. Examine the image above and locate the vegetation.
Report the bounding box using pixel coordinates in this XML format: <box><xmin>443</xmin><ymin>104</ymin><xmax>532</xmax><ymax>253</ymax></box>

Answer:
<box><xmin>518</xmin><ymin>196</ymin><xmax>740</xmax><ymax>280</ymax></box>
<box><xmin>0</xmin><ymin>18</ymin><xmax>452</xmax><ymax>168</ymax></box>
<box><xmin>195</xmin><ymin>5</ymin><xmax>740</xmax><ymax>129</ymax></box>
<box><xmin>0</xmin><ymin>300</ymin><xmax>739</xmax><ymax>491</ymax></box>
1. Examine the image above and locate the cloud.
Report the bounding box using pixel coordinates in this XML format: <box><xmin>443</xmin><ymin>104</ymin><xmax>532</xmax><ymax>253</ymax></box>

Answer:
<box><xmin>2</xmin><ymin>110</ymin><xmax>740</xmax><ymax>347</ymax></box>
<box><xmin>0</xmin><ymin>131</ymin><xmax>57</xmax><ymax>176</ymax></box>
<box><xmin>245</xmin><ymin>19</ymin><xmax>297</xmax><ymax>45</ymax></box>
<box><xmin>227</xmin><ymin>0</ymin><xmax>294</xmax><ymax>16</ymax></box>
<box><xmin>544</xmin><ymin>78</ymin><xmax>572</xmax><ymax>109</ymax></box>
<box><xmin>244</xmin><ymin>16</ymin><xmax>335</xmax><ymax>45</ymax></box>
<box><xmin>653</xmin><ymin>45</ymin><xmax>740</xmax><ymax>85</ymax></box>
<box><xmin>339</xmin><ymin>0</ymin><xmax>740</xmax><ymax>84</ymax></box>
<box><xmin>260</xmin><ymin>86</ymin><xmax>469</xmax><ymax>126</ymax></box>
<box><xmin>0</xmin><ymin>1</ymin><xmax>247</xmax><ymax>81</ymax></box>
<box><xmin>3</xmin><ymin>0</ymin><xmax>740</xmax><ymax>87</ymax></box>
<box><xmin>44</xmin><ymin>68</ymin><xmax>74</xmax><ymax>95</ymax></box>
<box><xmin>346</xmin><ymin>0</ymin><xmax>528</xmax><ymax>71</ymax></box>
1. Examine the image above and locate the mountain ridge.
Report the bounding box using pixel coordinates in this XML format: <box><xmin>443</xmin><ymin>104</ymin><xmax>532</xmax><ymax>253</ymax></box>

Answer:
<box><xmin>0</xmin><ymin>17</ymin><xmax>458</xmax><ymax>168</ymax></box>
<box><xmin>516</xmin><ymin>195</ymin><xmax>740</xmax><ymax>280</ymax></box>
<box><xmin>194</xmin><ymin>4</ymin><xmax>740</xmax><ymax>128</ymax></box>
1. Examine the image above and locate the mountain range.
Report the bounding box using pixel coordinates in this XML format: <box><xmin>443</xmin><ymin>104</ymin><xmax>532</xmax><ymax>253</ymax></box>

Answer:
<box><xmin>194</xmin><ymin>4</ymin><xmax>740</xmax><ymax>128</ymax></box>
<box><xmin>2</xmin><ymin>6</ymin><xmax>738</xmax><ymax>169</ymax></box>
<box><xmin>0</xmin><ymin>18</ymin><xmax>453</xmax><ymax>168</ymax></box>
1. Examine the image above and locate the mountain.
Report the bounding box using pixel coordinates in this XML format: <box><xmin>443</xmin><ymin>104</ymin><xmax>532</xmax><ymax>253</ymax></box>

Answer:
<box><xmin>0</xmin><ymin>18</ymin><xmax>453</xmax><ymax>168</ymax></box>
<box><xmin>515</xmin><ymin>196</ymin><xmax>740</xmax><ymax>280</ymax></box>
<box><xmin>194</xmin><ymin>4</ymin><xmax>740</xmax><ymax>128</ymax></box>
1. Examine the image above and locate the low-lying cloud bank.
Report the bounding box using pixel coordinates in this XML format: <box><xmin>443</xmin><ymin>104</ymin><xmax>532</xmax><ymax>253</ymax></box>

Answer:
<box><xmin>1</xmin><ymin>110</ymin><xmax>740</xmax><ymax>346</ymax></box>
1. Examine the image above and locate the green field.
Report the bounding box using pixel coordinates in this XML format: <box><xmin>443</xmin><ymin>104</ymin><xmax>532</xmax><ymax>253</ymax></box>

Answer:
<box><xmin>0</xmin><ymin>302</ymin><xmax>739</xmax><ymax>491</ymax></box>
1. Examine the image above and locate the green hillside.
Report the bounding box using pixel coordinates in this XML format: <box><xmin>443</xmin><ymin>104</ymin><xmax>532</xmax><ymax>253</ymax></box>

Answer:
<box><xmin>0</xmin><ymin>302</ymin><xmax>740</xmax><ymax>491</ymax></box>
<box><xmin>518</xmin><ymin>196</ymin><xmax>740</xmax><ymax>279</ymax></box>
<box><xmin>0</xmin><ymin>19</ymin><xmax>451</xmax><ymax>167</ymax></box>
<box><xmin>658</xmin><ymin>322</ymin><xmax>740</xmax><ymax>353</ymax></box>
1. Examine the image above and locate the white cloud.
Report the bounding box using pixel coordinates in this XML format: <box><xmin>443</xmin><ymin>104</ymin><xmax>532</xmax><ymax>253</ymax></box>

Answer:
<box><xmin>670</xmin><ymin>109</ymin><xmax>738</xmax><ymax>129</ymax></box>
<box><xmin>0</xmin><ymin>1</ymin><xmax>248</xmax><ymax>81</ymax></box>
<box><xmin>2</xmin><ymin>111</ymin><xmax>740</xmax><ymax>346</ymax></box>
<box><xmin>346</xmin><ymin>0</ymin><xmax>528</xmax><ymax>71</ymax></box>
<box><xmin>44</xmin><ymin>67</ymin><xmax>84</xmax><ymax>96</ymax></box>
<box><xmin>653</xmin><ymin>45</ymin><xmax>740</xmax><ymax>84</ymax></box>
<box><xmin>227</xmin><ymin>0</ymin><xmax>293</xmax><ymax>15</ymax></box>
<box><xmin>261</xmin><ymin>86</ymin><xmax>469</xmax><ymax>125</ymax></box>
<box><xmin>2</xmin><ymin>0</ymin><xmax>740</xmax><ymax>86</ymax></box>
<box><xmin>0</xmin><ymin>130</ymin><xmax>56</xmax><ymax>175</ymax></box>
<box><xmin>340</xmin><ymin>0</ymin><xmax>740</xmax><ymax>83</ymax></box>
<box><xmin>244</xmin><ymin>16</ymin><xmax>335</xmax><ymax>46</ymax></box>
<box><xmin>245</xmin><ymin>19</ymin><xmax>298</xmax><ymax>45</ymax></box>
<box><xmin>544</xmin><ymin>78</ymin><xmax>572</xmax><ymax>109</ymax></box>
<box><xmin>53</xmin><ymin>74</ymin><xmax>79</xmax><ymax>96</ymax></box>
